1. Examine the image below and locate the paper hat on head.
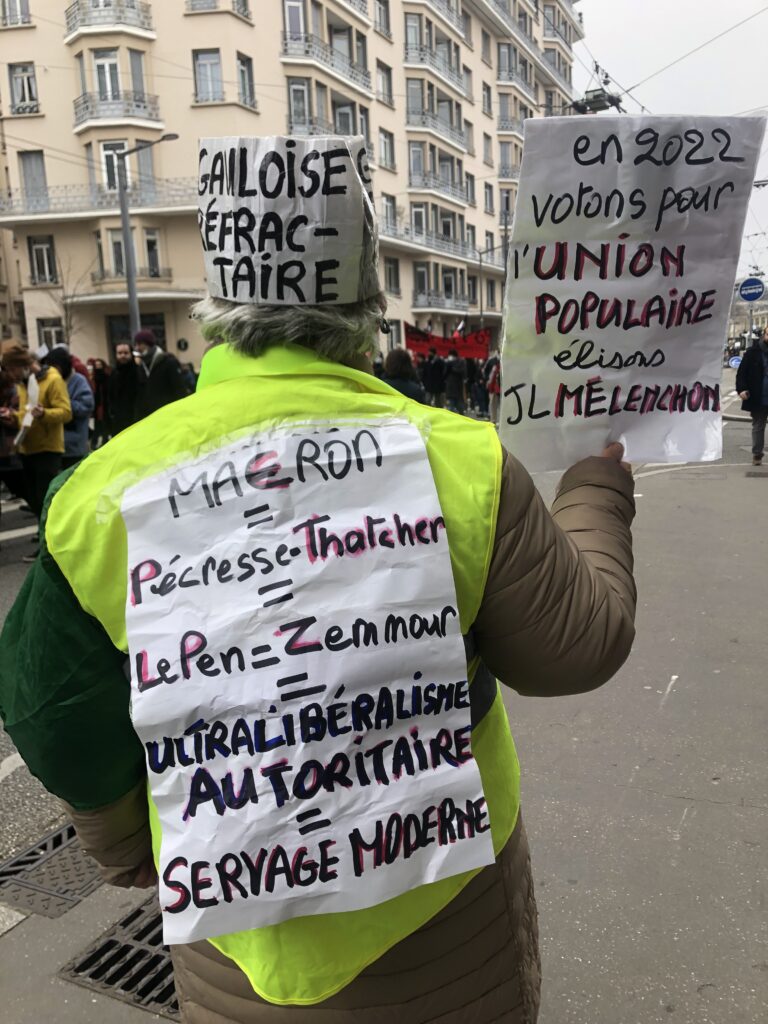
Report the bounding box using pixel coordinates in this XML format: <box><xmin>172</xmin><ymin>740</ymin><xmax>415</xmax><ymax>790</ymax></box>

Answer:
<box><xmin>198</xmin><ymin>135</ymin><xmax>379</xmax><ymax>307</ymax></box>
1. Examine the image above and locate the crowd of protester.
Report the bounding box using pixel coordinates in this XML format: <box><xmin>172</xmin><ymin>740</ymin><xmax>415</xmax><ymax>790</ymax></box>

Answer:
<box><xmin>0</xmin><ymin>331</ymin><xmax>195</xmax><ymax>557</ymax></box>
<box><xmin>374</xmin><ymin>344</ymin><xmax>502</xmax><ymax>422</ymax></box>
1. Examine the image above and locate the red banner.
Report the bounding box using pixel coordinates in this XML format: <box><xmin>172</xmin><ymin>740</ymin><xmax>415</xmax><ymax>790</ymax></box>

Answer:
<box><xmin>404</xmin><ymin>323</ymin><xmax>491</xmax><ymax>360</ymax></box>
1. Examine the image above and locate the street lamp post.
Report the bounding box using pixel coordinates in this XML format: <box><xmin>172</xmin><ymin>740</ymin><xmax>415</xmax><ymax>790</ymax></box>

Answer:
<box><xmin>116</xmin><ymin>133</ymin><xmax>179</xmax><ymax>341</ymax></box>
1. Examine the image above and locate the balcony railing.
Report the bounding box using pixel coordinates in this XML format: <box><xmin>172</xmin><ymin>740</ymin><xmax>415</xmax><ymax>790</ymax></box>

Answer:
<box><xmin>497</xmin><ymin>116</ymin><xmax>525</xmax><ymax>135</ymax></box>
<box><xmin>10</xmin><ymin>99</ymin><xmax>39</xmax><ymax>115</ymax></box>
<box><xmin>379</xmin><ymin>218</ymin><xmax>507</xmax><ymax>268</ymax></box>
<box><xmin>288</xmin><ymin>116</ymin><xmax>335</xmax><ymax>135</ymax></box>
<box><xmin>406</xmin><ymin>110</ymin><xmax>466</xmax><ymax>149</ymax></box>
<box><xmin>413</xmin><ymin>289</ymin><xmax>469</xmax><ymax>311</ymax></box>
<box><xmin>416</xmin><ymin>0</ymin><xmax>467</xmax><ymax>39</ymax></box>
<box><xmin>408</xmin><ymin>172</ymin><xmax>467</xmax><ymax>204</ymax></box>
<box><xmin>496</xmin><ymin>69</ymin><xmax>536</xmax><ymax>102</ymax></box>
<box><xmin>336</xmin><ymin>0</ymin><xmax>369</xmax><ymax>17</ymax></box>
<box><xmin>0</xmin><ymin>178</ymin><xmax>199</xmax><ymax>218</ymax></box>
<box><xmin>404</xmin><ymin>45</ymin><xmax>467</xmax><ymax>96</ymax></box>
<box><xmin>194</xmin><ymin>89</ymin><xmax>226</xmax><ymax>103</ymax></box>
<box><xmin>30</xmin><ymin>273</ymin><xmax>59</xmax><ymax>286</ymax></box>
<box><xmin>92</xmin><ymin>266</ymin><xmax>172</xmax><ymax>283</ymax></box>
<box><xmin>282</xmin><ymin>33</ymin><xmax>372</xmax><ymax>91</ymax></box>
<box><xmin>74</xmin><ymin>91</ymin><xmax>160</xmax><ymax>125</ymax></box>
<box><xmin>541</xmin><ymin>53</ymin><xmax>573</xmax><ymax>93</ymax></box>
<box><xmin>499</xmin><ymin>164</ymin><xmax>521</xmax><ymax>180</ymax></box>
<box><xmin>65</xmin><ymin>1</ymin><xmax>153</xmax><ymax>35</ymax></box>
<box><xmin>185</xmin><ymin>0</ymin><xmax>252</xmax><ymax>17</ymax></box>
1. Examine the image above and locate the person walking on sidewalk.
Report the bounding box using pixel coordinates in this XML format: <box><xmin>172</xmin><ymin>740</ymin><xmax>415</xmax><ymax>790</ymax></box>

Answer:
<box><xmin>0</xmin><ymin>341</ymin><xmax>71</xmax><ymax>559</ymax></box>
<box><xmin>134</xmin><ymin>329</ymin><xmax>190</xmax><ymax>417</ymax></box>
<box><xmin>736</xmin><ymin>329</ymin><xmax>768</xmax><ymax>465</ymax></box>
<box><xmin>108</xmin><ymin>341</ymin><xmax>145</xmax><ymax>435</ymax></box>
<box><xmin>43</xmin><ymin>348</ymin><xmax>94</xmax><ymax>470</ymax></box>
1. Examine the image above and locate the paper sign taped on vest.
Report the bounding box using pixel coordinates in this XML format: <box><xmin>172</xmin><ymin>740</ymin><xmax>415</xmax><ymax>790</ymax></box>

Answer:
<box><xmin>121</xmin><ymin>418</ymin><xmax>494</xmax><ymax>945</ymax></box>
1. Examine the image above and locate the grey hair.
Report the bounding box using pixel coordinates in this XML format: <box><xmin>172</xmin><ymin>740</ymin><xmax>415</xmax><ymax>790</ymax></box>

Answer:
<box><xmin>191</xmin><ymin>294</ymin><xmax>385</xmax><ymax>362</ymax></box>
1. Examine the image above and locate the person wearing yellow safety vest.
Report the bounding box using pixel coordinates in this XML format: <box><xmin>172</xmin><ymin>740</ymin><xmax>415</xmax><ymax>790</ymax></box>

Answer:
<box><xmin>0</xmin><ymin>136</ymin><xmax>636</xmax><ymax>1024</ymax></box>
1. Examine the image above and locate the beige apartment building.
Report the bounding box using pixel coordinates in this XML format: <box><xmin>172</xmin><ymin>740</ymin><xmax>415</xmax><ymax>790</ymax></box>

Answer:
<box><xmin>0</xmin><ymin>0</ymin><xmax>583</xmax><ymax>365</ymax></box>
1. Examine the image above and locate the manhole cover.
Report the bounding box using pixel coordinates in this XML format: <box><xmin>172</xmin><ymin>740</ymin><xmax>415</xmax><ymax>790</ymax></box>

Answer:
<box><xmin>0</xmin><ymin>823</ymin><xmax>102</xmax><ymax>917</ymax></box>
<box><xmin>60</xmin><ymin>897</ymin><xmax>179</xmax><ymax>1020</ymax></box>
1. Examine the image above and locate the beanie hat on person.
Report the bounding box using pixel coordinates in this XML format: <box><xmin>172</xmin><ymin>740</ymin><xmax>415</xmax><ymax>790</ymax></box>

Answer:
<box><xmin>0</xmin><ymin>341</ymin><xmax>34</xmax><ymax>370</ymax></box>
<box><xmin>134</xmin><ymin>329</ymin><xmax>157</xmax><ymax>347</ymax></box>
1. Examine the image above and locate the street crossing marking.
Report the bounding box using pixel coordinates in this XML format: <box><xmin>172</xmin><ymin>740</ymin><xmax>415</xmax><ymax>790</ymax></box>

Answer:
<box><xmin>0</xmin><ymin>526</ymin><xmax>37</xmax><ymax>542</ymax></box>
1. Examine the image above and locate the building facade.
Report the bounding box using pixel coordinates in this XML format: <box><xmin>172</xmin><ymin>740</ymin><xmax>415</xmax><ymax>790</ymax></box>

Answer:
<box><xmin>0</xmin><ymin>0</ymin><xmax>584</xmax><ymax>364</ymax></box>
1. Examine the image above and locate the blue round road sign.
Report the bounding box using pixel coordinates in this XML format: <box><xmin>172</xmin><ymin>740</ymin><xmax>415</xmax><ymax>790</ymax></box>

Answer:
<box><xmin>729</xmin><ymin>356</ymin><xmax>742</xmax><ymax>370</ymax></box>
<box><xmin>739</xmin><ymin>277</ymin><xmax>765</xmax><ymax>302</ymax></box>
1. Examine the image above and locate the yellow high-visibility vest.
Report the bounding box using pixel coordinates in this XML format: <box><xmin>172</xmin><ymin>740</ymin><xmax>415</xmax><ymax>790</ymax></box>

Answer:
<box><xmin>46</xmin><ymin>343</ymin><xmax>520</xmax><ymax>1005</ymax></box>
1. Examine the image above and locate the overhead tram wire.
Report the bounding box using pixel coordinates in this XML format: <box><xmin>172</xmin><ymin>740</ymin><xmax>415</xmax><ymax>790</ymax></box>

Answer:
<box><xmin>625</xmin><ymin>4</ymin><xmax>768</xmax><ymax>97</ymax></box>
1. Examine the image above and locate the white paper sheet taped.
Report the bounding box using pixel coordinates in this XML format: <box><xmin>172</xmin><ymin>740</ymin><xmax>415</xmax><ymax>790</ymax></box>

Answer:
<box><xmin>198</xmin><ymin>135</ymin><xmax>379</xmax><ymax>306</ymax></box>
<box><xmin>122</xmin><ymin>419</ymin><xmax>494</xmax><ymax>944</ymax></box>
<box><xmin>500</xmin><ymin>115</ymin><xmax>766</xmax><ymax>471</ymax></box>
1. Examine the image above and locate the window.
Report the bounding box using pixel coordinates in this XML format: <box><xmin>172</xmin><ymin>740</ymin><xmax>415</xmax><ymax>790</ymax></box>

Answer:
<box><xmin>288</xmin><ymin>78</ymin><xmax>310</xmax><ymax>125</ymax></box>
<box><xmin>486</xmin><ymin>279</ymin><xmax>496</xmax><ymax>308</ymax></box>
<box><xmin>144</xmin><ymin>229</ymin><xmax>160</xmax><ymax>277</ymax></box>
<box><xmin>28</xmin><ymin>236</ymin><xmax>56</xmax><ymax>284</ymax></box>
<box><xmin>408</xmin><ymin>141</ymin><xmax>424</xmax><ymax>176</ymax></box>
<box><xmin>284</xmin><ymin>0</ymin><xmax>304</xmax><ymax>36</ymax></box>
<box><xmin>498</xmin><ymin>44</ymin><xmax>516</xmax><ymax>79</ymax></box>
<box><xmin>94</xmin><ymin>230</ymin><xmax>105</xmax><ymax>277</ymax></box>
<box><xmin>465</xmin><ymin>172</ymin><xmax>475</xmax><ymax>205</ymax></box>
<box><xmin>311</xmin><ymin>0</ymin><xmax>322</xmax><ymax>39</ymax></box>
<box><xmin>37</xmin><ymin>318</ymin><xmax>64</xmax><ymax>349</ymax></box>
<box><xmin>379</xmin><ymin>129</ymin><xmax>396</xmax><ymax>170</ymax></box>
<box><xmin>136</xmin><ymin>139</ymin><xmax>155</xmax><ymax>194</ymax></box>
<box><xmin>93</xmin><ymin>49</ymin><xmax>119</xmax><ymax>100</ymax></box>
<box><xmin>484</xmin><ymin>182</ymin><xmax>494</xmax><ymax>213</ymax></box>
<box><xmin>102</xmin><ymin>140</ymin><xmax>127</xmax><ymax>190</ymax></box>
<box><xmin>2</xmin><ymin>0</ymin><xmax>31</xmax><ymax>28</ymax></box>
<box><xmin>411</xmin><ymin>203</ymin><xmax>426</xmax><ymax>235</ymax></box>
<box><xmin>462</xmin><ymin>65</ymin><xmax>472</xmax><ymax>99</ymax></box>
<box><xmin>481</xmin><ymin>29</ymin><xmax>491</xmax><ymax>64</ymax></box>
<box><xmin>468</xmin><ymin>275</ymin><xmax>477</xmax><ymax>304</ymax></box>
<box><xmin>414</xmin><ymin>262</ymin><xmax>429</xmax><ymax>295</ymax></box>
<box><xmin>466</xmin><ymin>224</ymin><xmax>476</xmax><ymax>250</ymax></box>
<box><xmin>129</xmin><ymin>49</ymin><xmax>145</xmax><ymax>99</ymax></box>
<box><xmin>109</xmin><ymin>228</ymin><xmax>127</xmax><ymax>275</ymax></box>
<box><xmin>237</xmin><ymin>53</ymin><xmax>256</xmax><ymax>108</ymax></box>
<box><xmin>500</xmin><ymin>189</ymin><xmax>514</xmax><ymax>219</ymax></box>
<box><xmin>461</xmin><ymin>11</ymin><xmax>471</xmax><ymax>42</ymax></box>
<box><xmin>9</xmin><ymin>63</ymin><xmax>38</xmax><ymax>114</ymax></box>
<box><xmin>406</xmin><ymin>78</ymin><xmax>422</xmax><ymax>115</ymax></box>
<box><xmin>375</xmin><ymin>0</ymin><xmax>391</xmax><ymax>36</ymax></box>
<box><xmin>499</xmin><ymin>141</ymin><xmax>513</xmax><ymax>169</ymax></box>
<box><xmin>405</xmin><ymin>13</ymin><xmax>420</xmax><ymax>48</ymax></box>
<box><xmin>359</xmin><ymin>106</ymin><xmax>370</xmax><ymax>144</ymax></box>
<box><xmin>482</xmin><ymin>82</ymin><xmax>492</xmax><ymax>115</ymax></box>
<box><xmin>193</xmin><ymin>49</ymin><xmax>223</xmax><ymax>103</ymax></box>
<box><xmin>19</xmin><ymin>150</ymin><xmax>48</xmax><ymax>209</ymax></box>
<box><xmin>483</xmin><ymin>133</ymin><xmax>493</xmax><ymax>166</ymax></box>
<box><xmin>334</xmin><ymin>102</ymin><xmax>355</xmax><ymax>135</ymax></box>
<box><xmin>315</xmin><ymin>81</ymin><xmax>327</xmax><ymax>121</ymax></box>
<box><xmin>76</xmin><ymin>52</ymin><xmax>87</xmax><ymax>94</ymax></box>
<box><xmin>388</xmin><ymin>319</ymin><xmax>401</xmax><ymax>347</ymax></box>
<box><xmin>376</xmin><ymin>61</ymin><xmax>393</xmax><ymax>105</ymax></box>
<box><xmin>381</xmin><ymin>193</ymin><xmax>397</xmax><ymax>229</ymax></box>
<box><xmin>384</xmin><ymin>257</ymin><xmax>400</xmax><ymax>295</ymax></box>
<box><xmin>463</xmin><ymin>119</ymin><xmax>474</xmax><ymax>154</ymax></box>
<box><xmin>355</xmin><ymin>32</ymin><xmax>367</xmax><ymax>70</ymax></box>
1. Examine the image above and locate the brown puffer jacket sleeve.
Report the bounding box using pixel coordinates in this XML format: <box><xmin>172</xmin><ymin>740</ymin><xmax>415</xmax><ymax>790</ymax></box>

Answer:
<box><xmin>62</xmin><ymin>781</ymin><xmax>151</xmax><ymax>887</ymax></box>
<box><xmin>473</xmin><ymin>450</ymin><xmax>636</xmax><ymax>697</ymax></box>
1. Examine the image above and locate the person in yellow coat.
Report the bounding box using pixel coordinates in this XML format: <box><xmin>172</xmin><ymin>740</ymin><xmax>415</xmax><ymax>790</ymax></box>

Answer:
<box><xmin>0</xmin><ymin>341</ymin><xmax>71</xmax><ymax>559</ymax></box>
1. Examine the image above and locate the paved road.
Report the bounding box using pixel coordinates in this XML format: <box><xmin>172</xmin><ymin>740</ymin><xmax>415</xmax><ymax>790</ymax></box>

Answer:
<box><xmin>1</xmin><ymin>384</ymin><xmax>765</xmax><ymax>1022</ymax></box>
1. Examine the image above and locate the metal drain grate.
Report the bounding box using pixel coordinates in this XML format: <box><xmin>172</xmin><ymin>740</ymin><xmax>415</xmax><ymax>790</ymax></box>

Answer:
<box><xmin>61</xmin><ymin>896</ymin><xmax>179</xmax><ymax>1020</ymax></box>
<box><xmin>0</xmin><ymin>823</ymin><xmax>103</xmax><ymax>917</ymax></box>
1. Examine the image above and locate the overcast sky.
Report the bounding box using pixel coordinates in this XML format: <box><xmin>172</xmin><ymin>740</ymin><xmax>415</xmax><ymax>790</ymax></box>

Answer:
<box><xmin>573</xmin><ymin>0</ymin><xmax>768</xmax><ymax>279</ymax></box>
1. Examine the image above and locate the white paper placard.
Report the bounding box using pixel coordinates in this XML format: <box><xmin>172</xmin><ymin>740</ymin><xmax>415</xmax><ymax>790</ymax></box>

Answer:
<box><xmin>500</xmin><ymin>116</ymin><xmax>766</xmax><ymax>471</ymax></box>
<box><xmin>122</xmin><ymin>419</ymin><xmax>494</xmax><ymax>944</ymax></box>
<box><xmin>198</xmin><ymin>135</ymin><xmax>378</xmax><ymax>306</ymax></box>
